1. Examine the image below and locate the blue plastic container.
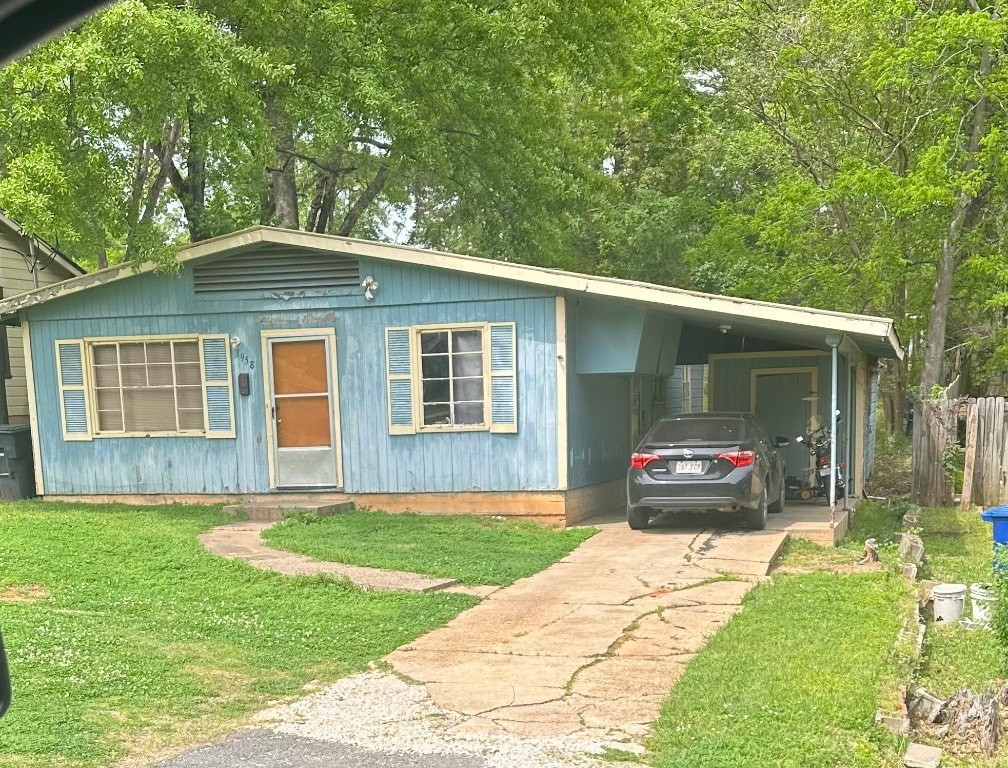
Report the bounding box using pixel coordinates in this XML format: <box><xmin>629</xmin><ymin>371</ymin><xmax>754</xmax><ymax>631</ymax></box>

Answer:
<box><xmin>981</xmin><ymin>506</ymin><xmax>1008</xmax><ymax>546</ymax></box>
<box><xmin>981</xmin><ymin>506</ymin><xmax>1008</xmax><ymax>571</ymax></box>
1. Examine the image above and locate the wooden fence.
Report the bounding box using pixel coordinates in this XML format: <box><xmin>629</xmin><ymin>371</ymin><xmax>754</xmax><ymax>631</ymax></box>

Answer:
<box><xmin>912</xmin><ymin>397</ymin><xmax>1008</xmax><ymax>508</ymax></box>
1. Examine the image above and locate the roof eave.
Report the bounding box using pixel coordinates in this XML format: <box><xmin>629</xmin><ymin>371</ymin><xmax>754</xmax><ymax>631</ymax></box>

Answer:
<box><xmin>0</xmin><ymin>226</ymin><xmax>905</xmax><ymax>361</ymax></box>
<box><xmin>0</xmin><ymin>211</ymin><xmax>87</xmax><ymax>277</ymax></box>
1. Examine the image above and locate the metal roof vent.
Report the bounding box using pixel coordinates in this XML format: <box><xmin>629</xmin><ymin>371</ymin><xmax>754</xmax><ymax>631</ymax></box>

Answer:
<box><xmin>192</xmin><ymin>247</ymin><xmax>360</xmax><ymax>294</ymax></box>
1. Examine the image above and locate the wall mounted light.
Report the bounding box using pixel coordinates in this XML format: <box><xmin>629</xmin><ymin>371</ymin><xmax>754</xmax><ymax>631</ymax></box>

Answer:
<box><xmin>361</xmin><ymin>275</ymin><xmax>379</xmax><ymax>301</ymax></box>
<box><xmin>230</xmin><ymin>336</ymin><xmax>241</xmax><ymax>348</ymax></box>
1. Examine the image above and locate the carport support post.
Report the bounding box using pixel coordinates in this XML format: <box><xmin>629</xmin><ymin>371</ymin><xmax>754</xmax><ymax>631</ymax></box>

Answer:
<box><xmin>826</xmin><ymin>334</ymin><xmax>841</xmax><ymax>527</ymax></box>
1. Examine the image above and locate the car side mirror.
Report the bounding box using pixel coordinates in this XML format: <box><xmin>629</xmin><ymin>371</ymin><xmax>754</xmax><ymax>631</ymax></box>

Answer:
<box><xmin>0</xmin><ymin>628</ymin><xmax>10</xmax><ymax>719</ymax></box>
<box><xmin>775</xmin><ymin>436</ymin><xmax>790</xmax><ymax>448</ymax></box>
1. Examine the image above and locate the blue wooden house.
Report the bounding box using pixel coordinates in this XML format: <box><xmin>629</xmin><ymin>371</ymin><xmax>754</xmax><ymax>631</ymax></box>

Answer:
<box><xmin>0</xmin><ymin>228</ymin><xmax>901</xmax><ymax>525</ymax></box>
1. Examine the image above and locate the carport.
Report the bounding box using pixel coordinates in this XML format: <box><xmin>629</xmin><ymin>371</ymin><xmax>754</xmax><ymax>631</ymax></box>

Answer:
<box><xmin>559</xmin><ymin>277</ymin><xmax>902</xmax><ymax>528</ymax></box>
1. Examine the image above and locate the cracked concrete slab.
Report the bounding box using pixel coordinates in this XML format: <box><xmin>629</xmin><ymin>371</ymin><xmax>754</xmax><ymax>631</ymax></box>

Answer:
<box><xmin>422</xmin><ymin>682</ymin><xmax>566</xmax><ymax>716</ymax></box>
<box><xmin>385</xmin><ymin>516</ymin><xmax>786</xmax><ymax>747</ymax></box>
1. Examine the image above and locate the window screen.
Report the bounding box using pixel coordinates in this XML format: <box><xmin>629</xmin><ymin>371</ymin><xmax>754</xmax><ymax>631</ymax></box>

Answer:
<box><xmin>91</xmin><ymin>340</ymin><xmax>204</xmax><ymax>433</ymax></box>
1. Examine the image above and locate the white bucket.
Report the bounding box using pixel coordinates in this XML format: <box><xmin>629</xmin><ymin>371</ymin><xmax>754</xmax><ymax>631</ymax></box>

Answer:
<box><xmin>971</xmin><ymin>583</ymin><xmax>996</xmax><ymax>626</ymax></box>
<box><xmin>933</xmin><ymin>583</ymin><xmax>967</xmax><ymax>623</ymax></box>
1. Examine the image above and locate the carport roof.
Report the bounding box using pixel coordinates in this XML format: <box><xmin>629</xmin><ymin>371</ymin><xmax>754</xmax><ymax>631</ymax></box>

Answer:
<box><xmin>0</xmin><ymin>226</ymin><xmax>902</xmax><ymax>359</ymax></box>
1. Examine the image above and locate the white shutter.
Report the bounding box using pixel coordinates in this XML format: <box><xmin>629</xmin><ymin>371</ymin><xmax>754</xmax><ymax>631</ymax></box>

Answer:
<box><xmin>489</xmin><ymin>322</ymin><xmax>517</xmax><ymax>433</ymax></box>
<box><xmin>55</xmin><ymin>340</ymin><xmax>91</xmax><ymax>441</ymax></box>
<box><xmin>386</xmin><ymin>327</ymin><xmax>415</xmax><ymax>435</ymax></box>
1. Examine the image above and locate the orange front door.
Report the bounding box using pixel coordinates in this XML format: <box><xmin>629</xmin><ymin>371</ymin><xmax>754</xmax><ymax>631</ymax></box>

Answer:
<box><xmin>266</xmin><ymin>334</ymin><xmax>340</xmax><ymax>488</ymax></box>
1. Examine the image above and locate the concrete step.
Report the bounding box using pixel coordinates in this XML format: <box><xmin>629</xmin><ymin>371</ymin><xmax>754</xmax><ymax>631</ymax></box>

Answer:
<box><xmin>223</xmin><ymin>501</ymin><xmax>354</xmax><ymax>522</ymax></box>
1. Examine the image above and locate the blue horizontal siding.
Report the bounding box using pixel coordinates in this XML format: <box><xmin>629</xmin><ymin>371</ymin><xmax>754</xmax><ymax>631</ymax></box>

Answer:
<box><xmin>25</xmin><ymin>256</ymin><xmax>559</xmax><ymax>495</ymax></box>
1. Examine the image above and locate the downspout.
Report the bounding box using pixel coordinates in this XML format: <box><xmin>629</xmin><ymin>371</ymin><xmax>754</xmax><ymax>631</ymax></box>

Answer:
<box><xmin>826</xmin><ymin>334</ymin><xmax>841</xmax><ymax>527</ymax></box>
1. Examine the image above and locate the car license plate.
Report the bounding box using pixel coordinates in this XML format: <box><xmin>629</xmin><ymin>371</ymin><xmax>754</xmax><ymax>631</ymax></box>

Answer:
<box><xmin>676</xmin><ymin>460</ymin><xmax>703</xmax><ymax>474</ymax></box>
<box><xmin>818</xmin><ymin>467</ymin><xmax>831</xmax><ymax>477</ymax></box>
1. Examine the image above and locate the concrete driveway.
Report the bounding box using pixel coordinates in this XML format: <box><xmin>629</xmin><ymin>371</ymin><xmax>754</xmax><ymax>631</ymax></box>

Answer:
<box><xmin>163</xmin><ymin>515</ymin><xmax>788</xmax><ymax>767</ymax></box>
<box><xmin>385</xmin><ymin>514</ymin><xmax>787</xmax><ymax>744</ymax></box>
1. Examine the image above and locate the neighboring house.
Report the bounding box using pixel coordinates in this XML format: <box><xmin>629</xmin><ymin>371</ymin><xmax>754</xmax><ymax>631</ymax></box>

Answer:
<box><xmin>0</xmin><ymin>212</ymin><xmax>85</xmax><ymax>423</ymax></box>
<box><xmin>0</xmin><ymin>227</ymin><xmax>901</xmax><ymax>525</ymax></box>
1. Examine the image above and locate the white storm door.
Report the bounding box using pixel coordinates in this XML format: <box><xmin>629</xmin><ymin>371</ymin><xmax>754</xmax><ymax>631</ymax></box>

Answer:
<box><xmin>265</xmin><ymin>332</ymin><xmax>340</xmax><ymax>488</ymax></box>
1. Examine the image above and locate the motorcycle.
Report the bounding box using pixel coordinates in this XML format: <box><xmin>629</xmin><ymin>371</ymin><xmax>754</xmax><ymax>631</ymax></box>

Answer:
<box><xmin>794</xmin><ymin>425</ymin><xmax>845</xmax><ymax>502</ymax></box>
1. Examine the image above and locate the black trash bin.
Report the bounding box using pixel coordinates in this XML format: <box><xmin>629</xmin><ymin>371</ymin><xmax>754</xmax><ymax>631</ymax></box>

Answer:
<box><xmin>0</xmin><ymin>424</ymin><xmax>36</xmax><ymax>499</ymax></box>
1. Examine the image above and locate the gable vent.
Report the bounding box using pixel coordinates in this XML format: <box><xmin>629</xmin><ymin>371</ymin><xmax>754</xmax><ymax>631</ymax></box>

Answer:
<box><xmin>193</xmin><ymin>248</ymin><xmax>360</xmax><ymax>294</ymax></box>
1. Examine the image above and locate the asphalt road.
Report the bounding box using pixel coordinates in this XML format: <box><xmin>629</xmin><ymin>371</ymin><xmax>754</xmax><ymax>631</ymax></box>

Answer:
<box><xmin>155</xmin><ymin>729</ymin><xmax>487</xmax><ymax>768</ymax></box>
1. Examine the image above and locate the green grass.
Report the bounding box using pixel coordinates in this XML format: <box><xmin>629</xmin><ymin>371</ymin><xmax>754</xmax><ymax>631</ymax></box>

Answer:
<box><xmin>262</xmin><ymin>510</ymin><xmax>596</xmax><ymax>586</ymax></box>
<box><xmin>0</xmin><ymin>501</ymin><xmax>478</xmax><ymax>767</ymax></box>
<box><xmin>646</xmin><ymin>571</ymin><xmax>914</xmax><ymax>768</ymax></box>
<box><xmin>915</xmin><ymin>505</ymin><xmax>1003</xmax><ymax>695</ymax></box>
<box><xmin>918</xmin><ymin>505</ymin><xmax>995</xmax><ymax>586</ymax></box>
<box><xmin>913</xmin><ymin>505</ymin><xmax>1005</xmax><ymax>768</ymax></box>
<box><xmin>775</xmin><ymin>499</ymin><xmax>909</xmax><ymax>571</ymax></box>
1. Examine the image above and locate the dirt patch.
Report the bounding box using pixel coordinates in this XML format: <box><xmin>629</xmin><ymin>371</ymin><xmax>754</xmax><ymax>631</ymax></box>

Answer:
<box><xmin>0</xmin><ymin>584</ymin><xmax>49</xmax><ymax>603</ymax></box>
<box><xmin>865</xmin><ymin>444</ymin><xmax>912</xmax><ymax>499</ymax></box>
<box><xmin>771</xmin><ymin>562</ymin><xmax>885</xmax><ymax>575</ymax></box>
<box><xmin>110</xmin><ymin>667</ymin><xmax>264</xmax><ymax>768</ymax></box>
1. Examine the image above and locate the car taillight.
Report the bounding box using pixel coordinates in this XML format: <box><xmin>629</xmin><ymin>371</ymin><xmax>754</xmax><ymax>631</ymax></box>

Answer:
<box><xmin>818</xmin><ymin>456</ymin><xmax>829</xmax><ymax>466</ymax></box>
<box><xmin>716</xmin><ymin>450</ymin><xmax>754</xmax><ymax>468</ymax></box>
<box><xmin>631</xmin><ymin>452</ymin><xmax>661</xmax><ymax>469</ymax></box>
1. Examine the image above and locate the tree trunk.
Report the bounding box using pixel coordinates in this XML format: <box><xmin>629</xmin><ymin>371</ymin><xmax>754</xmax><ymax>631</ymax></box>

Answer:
<box><xmin>306</xmin><ymin>170</ymin><xmax>338</xmax><ymax>233</ymax></box>
<box><xmin>920</xmin><ymin>229</ymin><xmax>960</xmax><ymax>394</ymax></box>
<box><xmin>920</xmin><ymin>34</ymin><xmax>992</xmax><ymax>393</ymax></box>
<box><xmin>127</xmin><ymin>120</ymin><xmax>180</xmax><ymax>261</ymax></box>
<box><xmin>162</xmin><ymin>105</ymin><xmax>211</xmax><ymax>243</ymax></box>
<box><xmin>337</xmin><ymin>164</ymin><xmax>390</xmax><ymax>236</ymax></box>
<box><xmin>265</xmin><ymin>100</ymin><xmax>299</xmax><ymax>229</ymax></box>
<box><xmin>95</xmin><ymin>229</ymin><xmax>108</xmax><ymax>270</ymax></box>
<box><xmin>186</xmin><ymin>104</ymin><xmax>209</xmax><ymax>241</ymax></box>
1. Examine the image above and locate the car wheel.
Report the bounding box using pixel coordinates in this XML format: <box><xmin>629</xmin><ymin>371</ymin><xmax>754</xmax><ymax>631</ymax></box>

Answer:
<box><xmin>627</xmin><ymin>506</ymin><xmax>650</xmax><ymax>530</ymax></box>
<box><xmin>746</xmin><ymin>488</ymin><xmax>767</xmax><ymax>530</ymax></box>
<box><xmin>768</xmin><ymin>480</ymin><xmax>785</xmax><ymax>514</ymax></box>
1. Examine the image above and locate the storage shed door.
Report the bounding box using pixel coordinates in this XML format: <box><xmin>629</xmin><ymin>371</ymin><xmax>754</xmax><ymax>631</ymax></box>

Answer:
<box><xmin>265</xmin><ymin>334</ymin><xmax>340</xmax><ymax>488</ymax></box>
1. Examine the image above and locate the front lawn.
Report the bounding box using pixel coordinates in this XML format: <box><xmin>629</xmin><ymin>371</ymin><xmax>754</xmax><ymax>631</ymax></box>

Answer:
<box><xmin>262</xmin><ymin>509</ymin><xmax>596</xmax><ymax>585</ymax></box>
<box><xmin>0</xmin><ymin>502</ymin><xmax>477</xmax><ymax>767</ymax></box>
<box><xmin>646</xmin><ymin>570</ymin><xmax>912</xmax><ymax>768</ymax></box>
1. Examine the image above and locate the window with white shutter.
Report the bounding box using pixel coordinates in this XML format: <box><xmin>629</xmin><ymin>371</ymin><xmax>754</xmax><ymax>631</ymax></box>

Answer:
<box><xmin>54</xmin><ymin>334</ymin><xmax>235</xmax><ymax>439</ymax></box>
<box><xmin>384</xmin><ymin>322</ymin><xmax>518</xmax><ymax>434</ymax></box>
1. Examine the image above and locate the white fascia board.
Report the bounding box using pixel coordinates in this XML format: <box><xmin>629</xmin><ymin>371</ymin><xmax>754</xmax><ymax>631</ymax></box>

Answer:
<box><xmin>0</xmin><ymin>225</ymin><xmax>903</xmax><ymax>360</ymax></box>
<box><xmin>231</xmin><ymin>228</ymin><xmax>898</xmax><ymax>338</ymax></box>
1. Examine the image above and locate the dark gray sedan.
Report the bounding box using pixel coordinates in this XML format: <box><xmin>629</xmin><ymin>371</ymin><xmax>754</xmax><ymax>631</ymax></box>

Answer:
<box><xmin>627</xmin><ymin>412</ymin><xmax>788</xmax><ymax>531</ymax></box>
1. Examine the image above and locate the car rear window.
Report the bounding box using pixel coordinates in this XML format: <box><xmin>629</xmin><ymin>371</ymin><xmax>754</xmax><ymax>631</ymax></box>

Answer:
<box><xmin>647</xmin><ymin>418</ymin><xmax>744</xmax><ymax>443</ymax></box>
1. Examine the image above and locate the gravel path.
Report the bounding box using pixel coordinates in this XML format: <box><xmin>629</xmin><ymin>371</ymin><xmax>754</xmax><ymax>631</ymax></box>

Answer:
<box><xmin>156</xmin><ymin>672</ymin><xmax>640</xmax><ymax>768</ymax></box>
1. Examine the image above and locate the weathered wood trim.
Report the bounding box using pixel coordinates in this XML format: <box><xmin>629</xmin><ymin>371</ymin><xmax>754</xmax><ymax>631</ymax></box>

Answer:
<box><xmin>0</xmin><ymin>227</ymin><xmax>901</xmax><ymax>360</ymax></box>
<box><xmin>337</xmin><ymin>491</ymin><xmax>569</xmax><ymax>526</ymax></box>
<box><xmin>556</xmin><ymin>295</ymin><xmax>568</xmax><ymax>490</ymax></box>
<box><xmin>22</xmin><ymin>321</ymin><xmax>44</xmax><ymax>495</ymax></box>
